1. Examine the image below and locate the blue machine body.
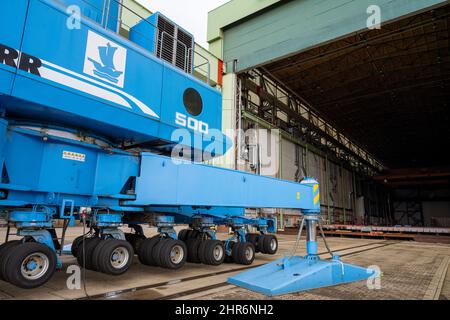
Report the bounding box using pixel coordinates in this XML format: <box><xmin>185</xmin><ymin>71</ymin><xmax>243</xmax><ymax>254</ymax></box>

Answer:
<box><xmin>129</xmin><ymin>11</ymin><xmax>160</xmax><ymax>55</ymax></box>
<box><xmin>59</xmin><ymin>0</ymin><xmax>121</xmax><ymax>32</ymax></box>
<box><xmin>0</xmin><ymin>0</ymin><xmax>227</xmax><ymax>156</ymax></box>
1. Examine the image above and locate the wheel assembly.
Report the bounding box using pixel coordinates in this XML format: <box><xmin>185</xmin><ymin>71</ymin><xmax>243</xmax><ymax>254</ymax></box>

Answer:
<box><xmin>187</xmin><ymin>229</ymin><xmax>200</xmax><ymax>240</ymax></box>
<box><xmin>261</xmin><ymin>234</ymin><xmax>278</xmax><ymax>254</ymax></box>
<box><xmin>151</xmin><ymin>238</ymin><xmax>168</xmax><ymax>267</ymax></box>
<box><xmin>138</xmin><ymin>237</ymin><xmax>188</xmax><ymax>269</ymax></box>
<box><xmin>246</xmin><ymin>233</ymin><xmax>260</xmax><ymax>252</ymax></box>
<box><xmin>71</xmin><ymin>235</ymin><xmax>86</xmax><ymax>258</ymax></box>
<box><xmin>0</xmin><ymin>240</ymin><xmax>22</xmax><ymax>281</ymax></box>
<box><xmin>91</xmin><ymin>239</ymin><xmax>110</xmax><ymax>272</ymax></box>
<box><xmin>76</xmin><ymin>237</ymin><xmax>102</xmax><ymax>270</ymax></box>
<box><xmin>258</xmin><ymin>234</ymin><xmax>278</xmax><ymax>254</ymax></box>
<box><xmin>186</xmin><ymin>238</ymin><xmax>202</xmax><ymax>263</ymax></box>
<box><xmin>158</xmin><ymin>239</ymin><xmax>187</xmax><ymax>269</ymax></box>
<box><xmin>94</xmin><ymin>239</ymin><xmax>134</xmax><ymax>275</ymax></box>
<box><xmin>1</xmin><ymin>242</ymin><xmax>57</xmax><ymax>289</ymax></box>
<box><xmin>125</xmin><ymin>233</ymin><xmax>146</xmax><ymax>253</ymax></box>
<box><xmin>178</xmin><ymin>229</ymin><xmax>200</xmax><ymax>242</ymax></box>
<box><xmin>222</xmin><ymin>241</ymin><xmax>235</xmax><ymax>263</ymax></box>
<box><xmin>138</xmin><ymin>235</ymin><xmax>162</xmax><ymax>266</ymax></box>
<box><xmin>198</xmin><ymin>240</ymin><xmax>225</xmax><ymax>266</ymax></box>
<box><xmin>232</xmin><ymin>242</ymin><xmax>255</xmax><ymax>265</ymax></box>
<box><xmin>178</xmin><ymin>229</ymin><xmax>190</xmax><ymax>242</ymax></box>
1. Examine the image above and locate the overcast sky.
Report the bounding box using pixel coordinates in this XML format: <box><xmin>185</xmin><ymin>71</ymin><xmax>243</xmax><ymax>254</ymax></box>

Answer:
<box><xmin>136</xmin><ymin>0</ymin><xmax>230</xmax><ymax>48</ymax></box>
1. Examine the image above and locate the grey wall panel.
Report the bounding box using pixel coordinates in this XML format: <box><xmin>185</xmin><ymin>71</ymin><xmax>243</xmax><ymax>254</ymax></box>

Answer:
<box><xmin>242</xmin><ymin>118</ymin><xmax>356</xmax><ymax>224</ymax></box>
<box><xmin>281</xmin><ymin>138</ymin><xmax>300</xmax><ymax>182</ymax></box>
<box><xmin>281</xmin><ymin>138</ymin><xmax>302</xmax><ymax>216</ymax></box>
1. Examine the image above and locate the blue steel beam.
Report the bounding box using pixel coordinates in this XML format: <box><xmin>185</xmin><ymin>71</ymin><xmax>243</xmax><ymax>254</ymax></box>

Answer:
<box><xmin>126</xmin><ymin>152</ymin><xmax>318</xmax><ymax>210</ymax></box>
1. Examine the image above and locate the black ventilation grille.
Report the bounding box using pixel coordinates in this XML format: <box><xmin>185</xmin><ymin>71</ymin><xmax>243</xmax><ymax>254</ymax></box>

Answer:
<box><xmin>156</xmin><ymin>14</ymin><xmax>194</xmax><ymax>74</ymax></box>
<box><xmin>177</xmin><ymin>29</ymin><xmax>193</xmax><ymax>73</ymax></box>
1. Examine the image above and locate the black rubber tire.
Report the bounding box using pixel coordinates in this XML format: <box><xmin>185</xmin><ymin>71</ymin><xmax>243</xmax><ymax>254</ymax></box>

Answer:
<box><xmin>159</xmin><ymin>239</ymin><xmax>187</xmax><ymax>269</ymax></box>
<box><xmin>91</xmin><ymin>239</ymin><xmax>110</xmax><ymax>272</ymax></box>
<box><xmin>0</xmin><ymin>240</ymin><xmax>21</xmax><ymax>281</ymax></box>
<box><xmin>132</xmin><ymin>235</ymin><xmax>146</xmax><ymax>254</ymax></box>
<box><xmin>96</xmin><ymin>239</ymin><xmax>134</xmax><ymax>275</ymax></box>
<box><xmin>124</xmin><ymin>232</ymin><xmax>135</xmax><ymax>243</ymax></box>
<box><xmin>186</xmin><ymin>238</ymin><xmax>202</xmax><ymax>263</ymax></box>
<box><xmin>197</xmin><ymin>241</ymin><xmax>206</xmax><ymax>263</ymax></box>
<box><xmin>125</xmin><ymin>234</ymin><xmax>146</xmax><ymax>253</ymax></box>
<box><xmin>71</xmin><ymin>236</ymin><xmax>85</xmax><ymax>258</ymax></box>
<box><xmin>246</xmin><ymin>234</ymin><xmax>260</xmax><ymax>252</ymax></box>
<box><xmin>222</xmin><ymin>241</ymin><xmax>235</xmax><ymax>263</ymax></box>
<box><xmin>231</xmin><ymin>242</ymin><xmax>241</xmax><ymax>264</ymax></box>
<box><xmin>151</xmin><ymin>238</ymin><xmax>169</xmax><ymax>267</ymax></box>
<box><xmin>76</xmin><ymin>237</ymin><xmax>101</xmax><ymax>270</ymax></box>
<box><xmin>198</xmin><ymin>240</ymin><xmax>225</xmax><ymax>266</ymax></box>
<box><xmin>3</xmin><ymin>242</ymin><xmax>57</xmax><ymax>289</ymax></box>
<box><xmin>178</xmin><ymin>229</ymin><xmax>189</xmax><ymax>242</ymax></box>
<box><xmin>124</xmin><ymin>233</ymin><xmax>133</xmax><ymax>242</ymax></box>
<box><xmin>232</xmin><ymin>242</ymin><xmax>255</xmax><ymax>265</ymax></box>
<box><xmin>257</xmin><ymin>234</ymin><xmax>267</xmax><ymax>254</ymax></box>
<box><xmin>138</xmin><ymin>236</ymin><xmax>161</xmax><ymax>266</ymax></box>
<box><xmin>262</xmin><ymin>234</ymin><xmax>278</xmax><ymax>255</ymax></box>
<box><xmin>187</xmin><ymin>229</ymin><xmax>200</xmax><ymax>240</ymax></box>
<box><xmin>0</xmin><ymin>240</ymin><xmax>20</xmax><ymax>255</ymax></box>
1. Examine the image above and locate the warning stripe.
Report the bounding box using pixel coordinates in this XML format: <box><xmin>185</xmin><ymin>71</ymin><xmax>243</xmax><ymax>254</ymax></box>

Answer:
<box><xmin>314</xmin><ymin>192</ymin><xmax>320</xmax><ymax>205</ymax></box>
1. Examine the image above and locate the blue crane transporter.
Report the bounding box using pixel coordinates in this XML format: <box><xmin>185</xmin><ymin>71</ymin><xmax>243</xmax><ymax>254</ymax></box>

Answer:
<box><xmin>0</xmin><ymin>0</ymin><xmax>373</xmax><ymax>293</ymax></box>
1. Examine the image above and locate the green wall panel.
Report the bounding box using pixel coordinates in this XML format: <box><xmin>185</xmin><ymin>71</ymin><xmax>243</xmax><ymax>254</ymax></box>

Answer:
<box><xmin>223</xmin><ymin>0</ymin><xmax>447</xmax><ymax>71</ymax></box>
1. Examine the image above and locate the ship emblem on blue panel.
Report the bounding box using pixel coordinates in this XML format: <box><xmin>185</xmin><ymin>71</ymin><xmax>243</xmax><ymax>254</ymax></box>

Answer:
<box><xmin>88</xmin><ymin>43</ymin><xmax>123</xmax><ymax>84</ymax></box>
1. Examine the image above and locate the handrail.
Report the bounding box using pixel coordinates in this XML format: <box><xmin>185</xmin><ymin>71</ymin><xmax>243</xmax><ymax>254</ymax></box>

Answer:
<box><xmin>191</xmin><ymin>49</ymin><xmax>211</xmax><ymax>85</ymax></box>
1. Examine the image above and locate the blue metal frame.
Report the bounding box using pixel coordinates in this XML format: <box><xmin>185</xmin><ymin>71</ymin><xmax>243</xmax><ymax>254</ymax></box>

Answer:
<box><xmin>228</xmin><ymin>255</ymin><xmax>376</xmax><ymax>296</ymax></box>
<box><xmin>9</xmin><ymin>209</ymin><xmax>54</xmax><ymax>229</ymax></box>
<box><xmin>0</xmin><ymin>124</ymin><xmax>317</xmax><ymax>220</ymax></box>
<box><xmin>16</xmin><ymin>229</ymin><xmax>62</xmax><ymax>269</ymax></box>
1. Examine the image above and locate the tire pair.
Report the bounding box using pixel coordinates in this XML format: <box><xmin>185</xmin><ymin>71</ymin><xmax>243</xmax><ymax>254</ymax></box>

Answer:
<box><xmin>230</xmin><ymin>241</ymin><xmax>256</xmax><ymax>265</ymax></box>
<box><xmin>186</xmin><ymin>239</ymin><xmax>225</xmax><ymax>265</ymax></box>
<box><xmin>178</xmin><ymin>229</ymin><xmax>200</xmax><ymax>242</ymax></box>
<box><xmin>246</xmin><ymin>233</ymin><xmax>278</xmax><ymax>254</ymax></box>
<box><xmin>0</xmin><ymin>241</ymin><xmax>57</xmax><ymax>289</ymax></box>
<box><xmin>124</xmin><ymin>233</ymin><xmax>146</xmax><ymax>253</ymax></box>
<box><xmin>76</xmin><ymin>237</ymin><xmax>134</xmax><ymax>275</ymax></box>
<box><xmin>138</xmin><ymin>236</ymin><xmax>187</xmax><ymax>269</ymax></box>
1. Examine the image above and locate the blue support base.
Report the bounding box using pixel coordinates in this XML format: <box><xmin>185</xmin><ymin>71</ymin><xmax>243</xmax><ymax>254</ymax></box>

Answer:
<box><xmin>18</xmin><ymin>229</ymin><xmax>63</xmax><ymax>269</ymax></box>
<box><xmin>228</xmin><ymin>255</ymin><xmax>375</xmax><ymax>296</ymax></box>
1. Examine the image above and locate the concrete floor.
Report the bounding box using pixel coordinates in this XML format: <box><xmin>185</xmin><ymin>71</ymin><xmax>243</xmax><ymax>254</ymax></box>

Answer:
<box><xmin>0</xmin><ymin>226</ymin><xmax>449</xmax><ymax>300</ymax></box>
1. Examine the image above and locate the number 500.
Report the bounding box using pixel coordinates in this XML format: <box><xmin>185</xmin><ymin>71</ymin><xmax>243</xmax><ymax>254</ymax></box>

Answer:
<box><xmin>175</xmin><ymin>112</ymin><xmax>209</xmax><ymax>134</ymax></box>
